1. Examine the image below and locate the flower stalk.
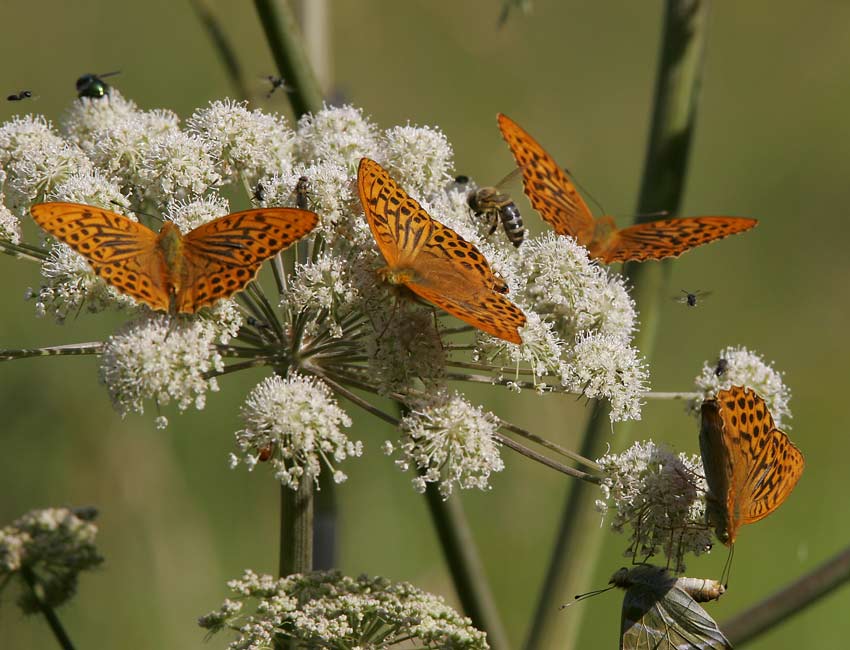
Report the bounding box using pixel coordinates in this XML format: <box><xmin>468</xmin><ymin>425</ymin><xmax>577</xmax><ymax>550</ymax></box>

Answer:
<box><xmin>524</xmin><ymin>2</ymin><xmax>714</xmax><ymax>649</ymax></box>
<box><xmin>20</xmin><ymin>567</ymin><xmax>75</xmax><ymax>650</ymax></box>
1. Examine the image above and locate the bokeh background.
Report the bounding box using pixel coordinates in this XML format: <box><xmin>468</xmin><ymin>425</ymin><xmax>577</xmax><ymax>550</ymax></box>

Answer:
<box><xmin>2</xmin><ymin>1</ymin><xmax>848</xmax><ymax>647</ymax></box>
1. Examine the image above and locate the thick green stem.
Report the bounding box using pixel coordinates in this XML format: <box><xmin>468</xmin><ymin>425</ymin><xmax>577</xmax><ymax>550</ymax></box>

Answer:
<box><xmin>279</xmin><ymin>478</ymin><xmax>313</xmax><ymax>576</ymax></box>
<box><xmin>190</xmin><ymin>0</ymin><xmax>250</xmax><ymax>101</ymax></box>
<box><xmin>723</xmin><ymin>545</ymin><xmax>850</xmax><ymax>645</ymax></box>
<box><xmin>20</xmin><ymin>567</ymin><xmax>75</xmax><ymax>650</ymax></box>
<box><xmin>424</xmin><ymin>485</ymin><xmax>511</xmax><ymax>650</ymax></box>
<box><xmin>524</xmin><ymin>3</ymin><xmax>712</xmax><ymax>650</ymax></box>
<box><xmin>313</xmin><ymin>475</ymin><xmax>336</xmax><ymax>570</ymax></box>
<box><xmin>253</xmin><ymin>0</ymin><xmax>324</xmax><ymax>117</ymax></box>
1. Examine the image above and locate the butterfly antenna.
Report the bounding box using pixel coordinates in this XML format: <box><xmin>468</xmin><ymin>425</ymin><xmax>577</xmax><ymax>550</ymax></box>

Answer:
<box><xmin>633</xmin><ymin>210</ymin><xmax>670</xmax><ymax>220</ymax></box>
<box><xmin>563</xmin><ymin>585</ymin><xmax>616</xmax><ymax>608</ymax></box>
<box><xmin>563</xmin><ymin>167</ymin><xmax>606</xmax><ymax>215</ymax></box>
<box><xmin>720</xmin><ymin>544</ymin><xmax>735</xmax><ymax>588</ymax></box>
<box><xmin>110</xmin><ymin>201</ymin><xmax>164</xmax><ymax>224</ymax></box>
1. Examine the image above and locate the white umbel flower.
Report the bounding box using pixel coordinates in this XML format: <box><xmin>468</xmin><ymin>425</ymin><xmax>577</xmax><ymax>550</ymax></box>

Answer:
<box><xmin>516</xmin><ymin>233</ymin><xmax>637</xmax><ymax>343</ymax></box>
<box><xmin>380</xmin><ymin>123</ymin><xmax>454</xmax><ymax>196</ymax></box>
<box><xmin>691</xmin><ymin>345</ymin><xmax>792</xmax><ymax>428</ymax></box>
<box><xmin>199</xmin><ymin>570</ymin><xmax>489</xmax><ymax>650</ymax></box>
<box><xmin>99</xmin><ymin>314</ymin><xmax>226</xmax><ymax>425</ymax></box>
<box><xmin>563</xmin><ymin>331</ymin><xmax>649</xmax><ymax>422</ymax></box>
<box><xmin>232</xmin><ymin>373</ymin><xmax>361</xmax><ymax>489</ymax></box>
<box><xmin>396</xmin><ymin>394</ymin><xmax>504</xmax><ymax>498</ymax></box>
<box><xmin>0</xmin><ymin>507</ymin><xmax>102</xmax><ymax>613</ymax></box>
<box><xmin>187</xmin><ymin>99</ymin><xmax>295</xmax><ymax>184</ymax></box>
<box><xmin>596</xmin><ymin>440</ymin><xmax>713</xmax><ymax>572</ymax></box>
<box><xmin>295</xmin><ymin>104</ymin><xmax>379</xmax><ymax>170</ymax></box>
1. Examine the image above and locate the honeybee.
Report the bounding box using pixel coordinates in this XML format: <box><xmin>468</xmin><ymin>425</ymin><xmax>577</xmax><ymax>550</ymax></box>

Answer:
<box><xmin>458</xmin><ymin>172</ymin><xmax>525</xmax><ymax>247</ymax></box>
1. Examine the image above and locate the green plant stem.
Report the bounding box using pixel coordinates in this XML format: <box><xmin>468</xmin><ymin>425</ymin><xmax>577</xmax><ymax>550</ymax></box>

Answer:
<box><xmin>0</xmin><ymin>342</ymin><xmax>104</xmax><ymax>362</ymax></box>
<box><xmin>313</xmin><ymin>474</ymin><xmax>336</xmax><ymax>569</ymax></box>
<box><xmin>424</xmin><ymin>485</ymin><xmax>511</xmax><ymax>650</ymax></box>
<box><xmin>190</xmin><ymin>0</ymin><xmax>250</xmax><ymax>101</ymax></box>
<box><xmin>20</xmin><ymin>567</ymin><xmax>75</xmax><ymax>650</ymax></box>
<box><xmin>723</xmin><ymin>545</ymin><xmax>850</xmax><ymax>645</ymax></box>
<box><xmin>253</xmin><ymin>0</ymin><xmax>323</xmax><ymax>117</ymax></box>
<box><xmin>279</xmin><ymin>478</ymin><xmax>313</xmax><ymax>576</ymax></box>
<box><xmin>524</xmin><ymin>3</ymin><xmax>712</xmax><ymax>650</ymax></box>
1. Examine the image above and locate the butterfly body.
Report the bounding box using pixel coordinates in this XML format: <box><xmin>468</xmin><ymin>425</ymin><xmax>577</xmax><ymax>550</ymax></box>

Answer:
<box><xmin>497</xmin><ymin>113</ymin><xmax>758</xmax><ymax>263</ymax></box>
<box><xmin>699</xmin><ymin>386</ymin><xmax>804</xmax><ymax>546</ymax></box>
<box><xmin>358</xmin><ymin>158</ymin><xmax>526</xmax><ymax>344</ymax></box>
<box><xmin>30</xmin><ymin>202</ymin><xmax>318</xmax><ymax>314</ymax></box>
<box><xmin>611</xmin><ymin>565</ymin><xmax>730</xmax><ymax>650</ymax></box>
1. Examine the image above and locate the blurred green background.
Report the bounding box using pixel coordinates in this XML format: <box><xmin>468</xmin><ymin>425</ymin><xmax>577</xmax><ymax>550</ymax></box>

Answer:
<box><xmin>2</xmin><ymin>1</ymin><xmax>848</xmax><ymax>648</ymax></box>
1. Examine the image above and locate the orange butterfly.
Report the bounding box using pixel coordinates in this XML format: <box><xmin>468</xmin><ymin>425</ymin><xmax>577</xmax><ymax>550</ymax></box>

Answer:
<box><xmin>30</xmin><ymin>202</ymin><xmax>318</xmax><ymax>313</ymax></box>
<box><xmin>357</xmin><ymin>158</ymin><xmax>526</xmax><ymax>344</ymax></box>
<box><xmin>699</xmin><ymin>385</ymin><xmax>804</xmax><ymax>546</ymax></box>
<box><xmin>497</xmin><ymin>114</ymin><xmax>758</xmax><ymax>263</ymax></box>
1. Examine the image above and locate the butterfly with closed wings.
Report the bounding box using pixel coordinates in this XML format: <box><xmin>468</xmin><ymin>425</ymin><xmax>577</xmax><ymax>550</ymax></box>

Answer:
<box><xmin>699</xmin><ymin>385</ymin><xmax>804</xmax><ymax>546</ymax></box>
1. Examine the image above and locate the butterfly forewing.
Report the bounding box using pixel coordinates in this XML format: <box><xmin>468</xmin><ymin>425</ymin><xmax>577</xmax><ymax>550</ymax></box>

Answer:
<box><xmin>30</xmin><ymin>202</ymin><xmax>171</xmax><ymax>310</ymax></box>
<box><xmin>357</xmin><ymin>158</ymin><xmax>526</xmax><ymax>344</ymax></box>
<box><xmin>358</xmin><ymin>158</ymin><xmax>433</xmax><ymax>267</ymax></box>
<box><xmin>497</xmin><ymin>113</ymin><xmax>595</xmax><ymax>241</ymax></box>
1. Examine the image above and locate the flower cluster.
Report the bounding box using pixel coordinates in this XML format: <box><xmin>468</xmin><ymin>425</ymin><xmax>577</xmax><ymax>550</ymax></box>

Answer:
<box><xmin>389</xmin><ymin>393</ymin><xmax>505</xmax><ymax>498</ymax></box>
<box><xmin>596</xmin><ymin>440</ymin><xmax>713</xmax><ymax>572</ymax></box>
<box><xmin>0</xmin><ymin>507</ymin><xmax>103</xmax><ymax>614</ymax></box>
<box><xmin>231</xmin><ymin>373</ymin><xmax>361</xmax><ymax>489</ymax></box>
<box><xmin>1</xmin><ymin>92</ymin><xmax>657</xmax><ymax>492</ymax></box>
<box><xmin>690</xmin><ymin>345</ymin><xmax>792</xmax><ymax>427</ymax></box>
<box><xmin>199</xmin><ymin>569</ymin><xmax>489</xmax><ymax>650</ymax></box>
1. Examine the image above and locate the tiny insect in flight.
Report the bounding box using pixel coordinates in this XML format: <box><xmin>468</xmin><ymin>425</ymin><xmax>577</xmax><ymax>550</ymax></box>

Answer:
<box><xmin>457</xmin><ymin>172</ymin><xmax>525</xmax><ymax>247</ymax></box>
<box><xmin>675</xmin><ymin>289</ymin><xmax>712</xmax><ymax>307</ymax></box>
<box><xmin>76</xmin><ymin>71</ymin><xmax>121</xmax><ymax>99</ymax></box>
<box><xmin>6</xmin><ymin>90</ymin><xmax>32</xmax><ymax>101</ymax></box>
<box><xmin>264</xmin><ymin>75</ymin><xmax>292</xmax><ymax>98</ymax></box>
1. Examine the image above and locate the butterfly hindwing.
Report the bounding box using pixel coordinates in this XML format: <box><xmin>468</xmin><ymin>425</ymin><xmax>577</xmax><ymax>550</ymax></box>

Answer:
<box><xmin>601</xmin><ymin>217</ymin><xmax>759</xmax><ymax>263</ymax></box>
<box><xmin>614</xmin><ymin>566</ymin><xmax>731</xmax><ymax>650</ymax></box>
<box><xmin>408</xmin><ymin>283</ymin><xmax>525</xmax><ymax>345</ymax></box>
